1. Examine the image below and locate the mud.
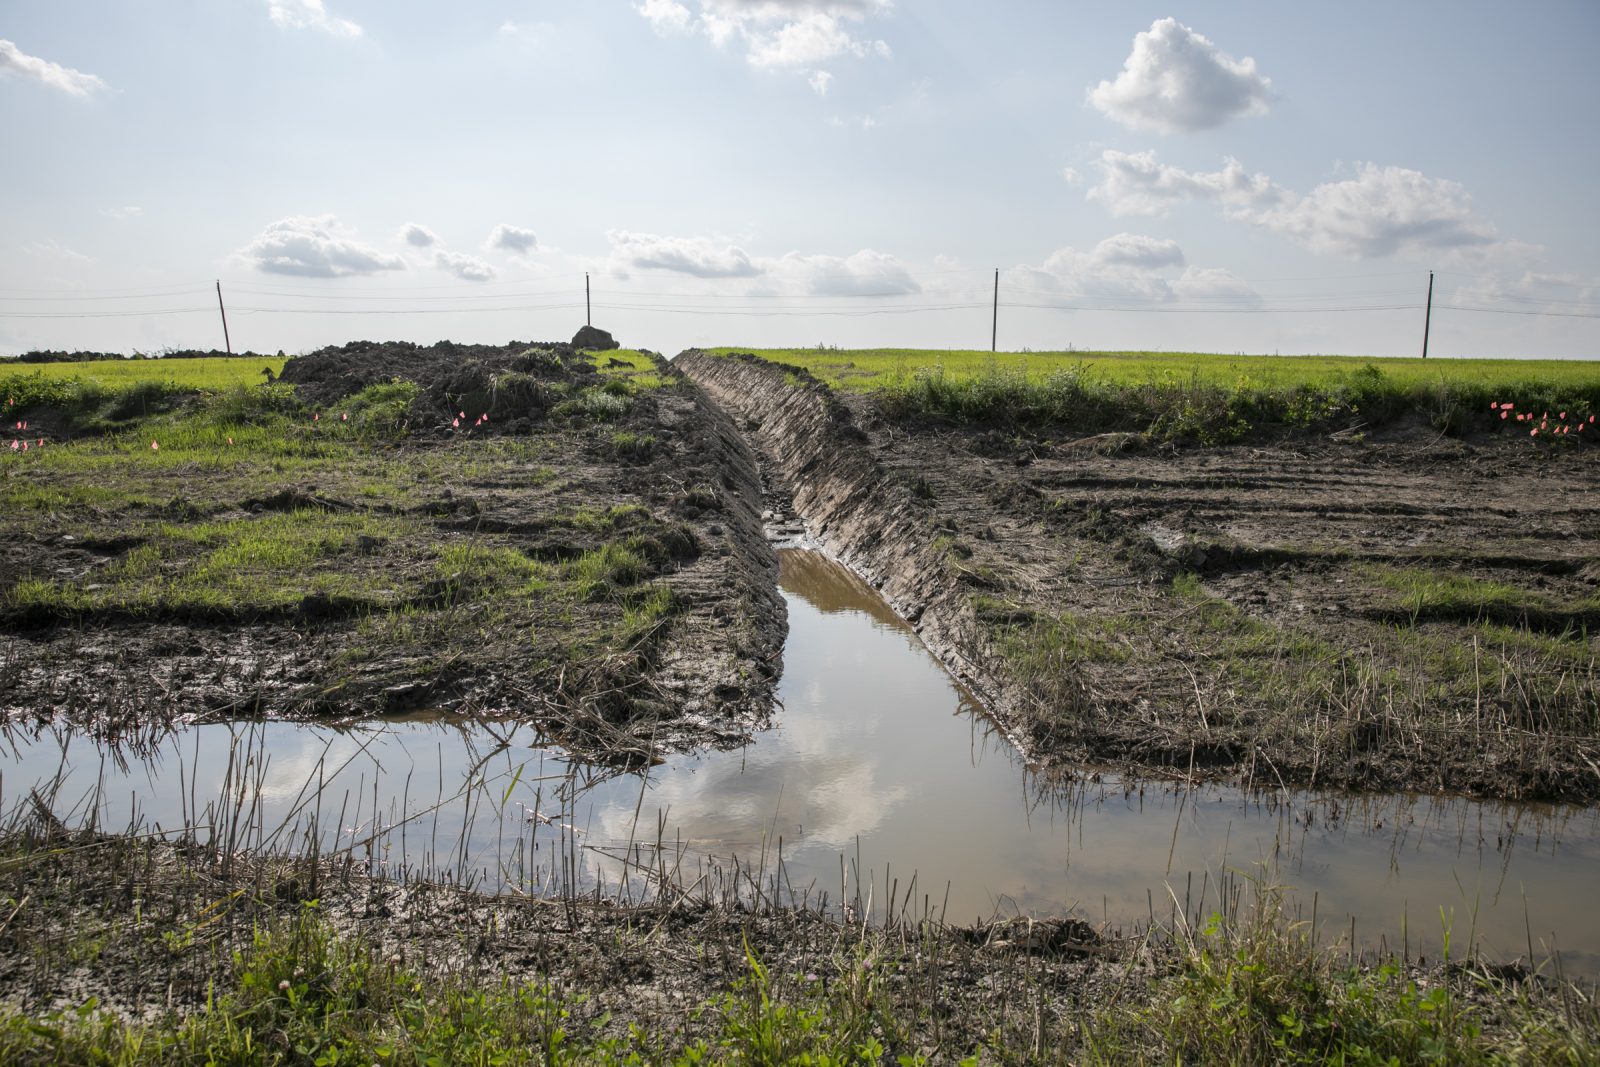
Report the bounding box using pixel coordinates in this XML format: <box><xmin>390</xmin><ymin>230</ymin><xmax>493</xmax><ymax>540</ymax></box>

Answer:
<box><xmin>677</xmin><ymin>350</ymin><xmax>1600</xmax><ymax>802</ymax></box>
<box><xmin>0</xmin><ymin>343</ymin><xmax>786</xmax><ymax>761</ymax></box>
<box><xmin>0</xmin><ymin>823</ymin><xmax>1119</xmax><ymax>1056</ymax></box>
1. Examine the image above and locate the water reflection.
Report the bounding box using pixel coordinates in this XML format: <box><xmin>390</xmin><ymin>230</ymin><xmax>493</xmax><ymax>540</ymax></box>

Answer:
<box><xmin>2</xmin><ymin>550</ymin><xmax>1598</xmax><ymax>973</ymax></box>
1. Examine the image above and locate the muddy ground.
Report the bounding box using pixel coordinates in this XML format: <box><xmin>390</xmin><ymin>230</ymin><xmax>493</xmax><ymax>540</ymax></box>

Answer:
<box><xmin>0</xmin><ymin>820</ymin><xmax>1115</xmax><ymax>1059</ymax></box>
<box><xmin>0</xmin><ymin>342</ymin><xmax>785</xmax><ymax>761</ymax></box>
<box><xmin>680</xmin><ymin>351</ymin><xmax>1600</xmax><ymax>802</ymax></box>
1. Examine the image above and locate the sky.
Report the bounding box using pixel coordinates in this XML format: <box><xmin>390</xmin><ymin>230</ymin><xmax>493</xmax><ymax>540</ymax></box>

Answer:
<box><xmin>2</xmin><ymin>0</ymin><xmax>1598</xmax><ymax>359</ymax></box>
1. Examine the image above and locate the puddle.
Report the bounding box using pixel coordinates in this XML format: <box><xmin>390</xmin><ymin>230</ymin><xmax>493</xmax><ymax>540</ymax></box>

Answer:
<box><xmin>3</xmin><ymin>548</ymin><xmax>1598</xmax><ymax>972</ymax></box>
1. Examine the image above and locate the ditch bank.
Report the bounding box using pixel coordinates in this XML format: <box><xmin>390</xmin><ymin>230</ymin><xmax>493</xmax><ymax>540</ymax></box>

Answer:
<box><xmin>677</xmin><ymin>349</ymin><xmax>1039</xmax><ymax>758</ymax></box>
<box><xmin>676</xmin><ymin>349</ymin><xmax>1600</xmax><ymax>802</ymax></box>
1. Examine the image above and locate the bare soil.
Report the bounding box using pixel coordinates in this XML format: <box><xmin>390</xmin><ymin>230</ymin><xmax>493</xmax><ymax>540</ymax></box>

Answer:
<box><xmin>679</xmin><ymin>350</ymin><xmax>1600</xmax><ymax>802</ymax></box>
<box><xmin>0</xmin><ymin>343</ymin><xmax>785</xmax><ymax>762</ymax></box>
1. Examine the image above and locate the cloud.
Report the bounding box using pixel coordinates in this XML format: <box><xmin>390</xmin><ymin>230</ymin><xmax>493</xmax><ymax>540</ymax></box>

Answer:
<box><xmin>267</xmin><ymin>0</ymin><xmax>362</xmax><ymax>38</ymax></box>
<box><xmin>1171</xmin><ymin>266</ymin><xmax>1262</xmax><ymax>304</ymax></box>
<box><xmin>1084</xmin><ymin>232</ymin><xmax>1185</xmax><ymax>272</ymax></box>
<box><xmin>1266</xmin><ymin>164</ymin><xmax>1500</xmax><ymax>259</ymax></box>
<box><xmin>636</xmin><ymin>0</ymin><xmax>892</xmax><ymax>85</ymax></box>
<box><xmin>772</xmin><ymin>248</ymin><xmax>920</xmax><ymax>295</ymax></box>
<box><xmin>636</xmin><ymin>0</ymin><xmax>694</xmax><ymax>34</ymax></box>
<box><xmin>434</xmin><ymin>250</ymin><xmax>496</xmax><ymax>282</ymax></box>
<box><xmin>101</xmin><ymin>206</ymin><xmax>144</xmax><ymax>221</ymax></box>
<box><xmin>487</xmin><ymin>224</ymin><xmax>539</xmax><ymax>255</ymax></box>
<box><xmin>399</xmin><ymin>222</ymin><xmax>438</xmax><ymax>248</ymax></box>
<box><xmin>607</xmin><ymin>229</ymin><xmax>763</xmax><ymax>279</ymax></box>
<box><xmin>1450</xmin><ymin>270</ymin><xmax>1600</xmax><ymax>315</ymax></box>
<box><xmin>0</xmin><ymin>39</ymin><xmax>108</xmax><ymax>97</ymax></box>
<box><xmin>1086</xmin><ymin>150</ymin><xmax>1503</xmax><ymax>260</ymax></box>
<box><xmin>1088</xmin><ymin>18</ymin><xmax>1272</xmax><ymax>133</ymax></box>
<box><xmin>236</xmin><ymin>215</ymin><xmax>405</xmax><ymax>278</ymax></box>
<box><xmin>1087</xmin><ymin>149</ymin><xmax>1285</xmax><ymax>218</ymax></box>
<box><xmin>1011</xmin><ymin>234</ymin><xmax>1260</xmax><ymax>307</ymax></box>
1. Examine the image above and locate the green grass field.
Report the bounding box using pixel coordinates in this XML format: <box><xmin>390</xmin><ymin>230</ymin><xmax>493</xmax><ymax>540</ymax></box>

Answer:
<box><xmin>0</xmin><ymin>355</ymin><xmax>286</xmax><ymax>394</ymax></box>
<box><xmin>705</xmin><ymin>347</ymin><xmax>1600</xmax><ymax>440</ymax></box>
<box><xmin>705</xmin><ymin>347</ymin><xmax>1600</xmax><ymax>392</ymax></box>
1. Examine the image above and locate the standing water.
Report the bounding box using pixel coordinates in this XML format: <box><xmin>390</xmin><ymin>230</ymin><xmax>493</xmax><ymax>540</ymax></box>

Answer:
<box><xmin>3</xmin><ymin>549</ymin><xmax>1597</xmax><ymax>971</ymax></box>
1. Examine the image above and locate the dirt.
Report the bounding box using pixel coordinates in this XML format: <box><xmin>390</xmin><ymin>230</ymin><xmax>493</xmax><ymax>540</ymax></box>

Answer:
<box><xmin>678</xmin><ymin>350</ymin><xmax>1600</xmax><ymax>802</ymax></box>
<box><xmin>0</xmin><ymin>342</ymin><xmax>786</xmax><ymax>762</ymax></box>
<box><xmin>0</xmin><ymin>822</ymin><xmax>1121</xmax><ymax>1058</ymax></box>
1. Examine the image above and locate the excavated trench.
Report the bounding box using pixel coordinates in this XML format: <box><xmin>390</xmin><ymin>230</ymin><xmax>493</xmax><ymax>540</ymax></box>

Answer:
<box><xmin>4</xmin><ymin>347</ymin><xmax>1599</xmax><ymax>980</ymax></box>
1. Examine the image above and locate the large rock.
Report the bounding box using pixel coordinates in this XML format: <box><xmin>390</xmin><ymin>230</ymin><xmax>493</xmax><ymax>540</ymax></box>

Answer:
<box><xmin>572</xmin><ymin>325</ymin><xmax>619</xmax><ymax>351</ymax></box>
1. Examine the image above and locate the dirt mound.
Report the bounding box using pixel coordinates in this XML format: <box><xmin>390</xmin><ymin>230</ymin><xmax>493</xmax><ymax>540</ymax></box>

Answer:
<box><xmin>277</xmin><ymin>339</ymin><xmax>613</xmax><ymax>433</ymax></box>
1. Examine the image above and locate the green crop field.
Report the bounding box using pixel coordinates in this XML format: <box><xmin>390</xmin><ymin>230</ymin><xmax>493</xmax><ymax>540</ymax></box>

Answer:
<box><xmin>705</xmin><ymin>347</ymin><xmax>1600</xmax><ymax>393</ymax></box>
<box><xmin>0</xmin><ymin>355</ymin><xmax>286</xmax><ymax>393</ymax></box>
<box><xmin>704</xmin><ymin>347</ymin><xmax>1600</xmax><ymax>440</ymax></box>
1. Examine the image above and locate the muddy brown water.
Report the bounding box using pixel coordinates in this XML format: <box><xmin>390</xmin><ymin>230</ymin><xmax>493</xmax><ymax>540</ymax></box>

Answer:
<box><xmin>3</xmin><ymin>549</ymin><xmax>1597</xmax><ymax>972</ymax></box>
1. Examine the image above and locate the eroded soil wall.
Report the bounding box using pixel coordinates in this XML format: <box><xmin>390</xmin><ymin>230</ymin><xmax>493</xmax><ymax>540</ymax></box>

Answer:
<box><xmin>676</xmin><ymin>350</ymin><xmax>1027</xmax><ymax>748</ymax></box>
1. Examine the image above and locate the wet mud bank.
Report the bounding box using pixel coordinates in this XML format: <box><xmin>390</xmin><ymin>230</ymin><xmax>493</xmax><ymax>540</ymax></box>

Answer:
<box><xmin>0</xmin><ymin>343</ymin><xmax>786</xmax><ymax>760</ymax></box>
<box><xmin>677</xmin><ymin>349</ymin><xmax>1039</xmax><ymax>756</ymax></box>
<box><xmin>677</xmin><ymin>350</ymin><xmax>1600</xmax><ymax>801</ymax></box>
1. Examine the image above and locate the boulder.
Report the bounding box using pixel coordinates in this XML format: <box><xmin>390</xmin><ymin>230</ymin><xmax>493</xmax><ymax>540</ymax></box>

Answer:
<box><xmin>572</xmin><ymin>325</ymin><xmax>619</xmax><ymax>351</ymax></box>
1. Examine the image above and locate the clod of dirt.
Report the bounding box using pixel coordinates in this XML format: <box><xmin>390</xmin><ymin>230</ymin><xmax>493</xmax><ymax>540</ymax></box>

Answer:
<box><xmin>572</xmin><ymin>325</ymin><xmax>620</xmax><ymax>350</ymax></box>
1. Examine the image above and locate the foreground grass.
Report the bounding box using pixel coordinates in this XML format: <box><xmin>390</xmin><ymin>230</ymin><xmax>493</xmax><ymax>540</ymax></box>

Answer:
<box><xmin>707</xmin><ymin>348</ymin><xmax>1600</xmax><ymax>441</ymax></box>
<box><xmin>0</xmin><ymin>870</ymin><xmax>1591</xmax><ymax>1065</ymax></box>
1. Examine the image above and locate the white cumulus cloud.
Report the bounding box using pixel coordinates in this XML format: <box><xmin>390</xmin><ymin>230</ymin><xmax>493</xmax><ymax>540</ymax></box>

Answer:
<box><xmin>434</xmin><ymin>250</ymin><xmax>496</xmax><ymax>282</ymax></box>
<box><xmin>636</xmin><ymin>0</ymin><xmax>694</xmax><ymax>34</ymax></box>
<box><xmin>1086</xmin><ymin>150</ymin><xmax>1503</xmax><ymax>260</ymax></box>
<box><xmin>267</xmin><ymin>0</ymin><xmax>362</xmax><ymax>38</ymax></box>
<box><xmin>399</xmin><ymin>222</ymin><xmax>438</xmax><ymax>248</ymax></box>
<box><xmin>1089</xmin><ymin>18</ymin><xmax>1272</xmax><ymax>133</ymax></box>
<box><xmin>1012</xmin><ymin>234</ymin><xmax>1259</xmax><ymax>307</ymax></box>
<box><xmin>236</xmin><ymin>215</ymin><xmax>405</xmax><ymax>278</ymax></box>
<box><xmin>1087</xmin><ymin>149</ymin><xmax>1285</xmax><ymax>218</ymax></box>
<box><xmin>1266</xmin><ymin>164</ymin><xmax>1500</xmax><ymax>259</ymax></box>
<box><xmin>487</xmin><ymin>224</ymin><xmax>539</xmax><ymax>254</ymax></box>
<box><xmin>0</xmin><ymin>39</ymin><xmax>108</xmax><ymax>97</ymax></box>
<box><xmin>636</xmin><ymin>0</ymin><xmax>892</xmax><ymax>86</ymax></box>
<box><xmin>607</xmin><ymin>230</ymin><xmax>763</xmax><ymax>279</ymax></box>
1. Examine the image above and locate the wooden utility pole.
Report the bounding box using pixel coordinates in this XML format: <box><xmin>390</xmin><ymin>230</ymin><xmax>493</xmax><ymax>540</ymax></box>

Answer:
<box><xmin>991</xmin><ymin>268</ymin><xmax>999</xmax><ymax>352</ymax></box>
<box><xmin>585</xmin><ymin>273</ymin><xmax>591</xmax><ymax>327</ymax></box>
<box><xmin>1421</xmin><ymin>271</ymin><xmax>1434</xmax><ymax>359</ymax></box>
<box><xmin>215</xmin><ymin>280</ymin><xmax>232</xmax><ymax>355</ymax></box>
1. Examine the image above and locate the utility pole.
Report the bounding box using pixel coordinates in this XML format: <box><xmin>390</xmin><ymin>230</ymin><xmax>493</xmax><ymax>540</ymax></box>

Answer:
<box><xmin>1421</xmin><ymin>270</ymin><xmax>1434</xmax><ymax>359</ymax></box>
<box><xmin>215</xmin><ymin>280</ymin><xmax>232</xmax><ymax>355</ymax></box>
<box><xmin>585</xmin><ymin>272</ymin><xmax>591</xmax><ymax>327</ymax></box>
<box><xmin>991</xmin><ymin>268</ymin><xmax>999</xmax><ymax>353</ymax></box>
